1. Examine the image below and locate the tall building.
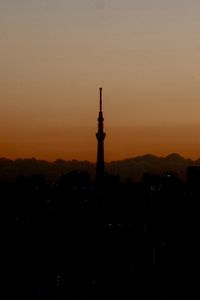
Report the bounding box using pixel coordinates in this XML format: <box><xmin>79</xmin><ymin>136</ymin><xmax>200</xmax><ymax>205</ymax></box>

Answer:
<box><xmin>96</xmin><ymin>87</ymin><xmax>106</xmax><ymax>184</ymax></box>
<box><xmin>187</xmin><ymin>166</ymin><xmax>200</xmax><ymax>190</ymax></box>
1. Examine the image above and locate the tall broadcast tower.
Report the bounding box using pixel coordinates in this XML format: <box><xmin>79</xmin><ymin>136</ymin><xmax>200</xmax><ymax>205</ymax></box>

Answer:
<box><xmin>96</xmin><ymin>88</ymin><xmax>106</xmax><ymax>183</ymax></box>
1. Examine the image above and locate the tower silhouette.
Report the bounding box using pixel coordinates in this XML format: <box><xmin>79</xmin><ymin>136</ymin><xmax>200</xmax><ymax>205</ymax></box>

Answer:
<box><xmin>96</xmin><ymin>87</ymin><xmax>106</xmax><ymax>184</ymax></box>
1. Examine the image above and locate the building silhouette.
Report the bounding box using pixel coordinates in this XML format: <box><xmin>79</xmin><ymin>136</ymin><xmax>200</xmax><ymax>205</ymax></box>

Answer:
<box><xmin>96</xmin><ymin>87</ymin><xmax>106</xmax><ymax>184</ymax></box>
<box><xmin>187</xmin><ymin>166</ymin><xmax>200</xmax><ymax>192</ymax></box>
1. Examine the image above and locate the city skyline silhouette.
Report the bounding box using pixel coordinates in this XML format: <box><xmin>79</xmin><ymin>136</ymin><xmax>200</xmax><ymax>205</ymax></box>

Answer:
<box><xmin>5</xmin><ymin>88</ymin><xmax>199</xmax><ymax>300</ymax></box>
<box><xmin>1</xmin><ymin>86</ymin><xmax>200</xmax><ymax>183</ymax></box>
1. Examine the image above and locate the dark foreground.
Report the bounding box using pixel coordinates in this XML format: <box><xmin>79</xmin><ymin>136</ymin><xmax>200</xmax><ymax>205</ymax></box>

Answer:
<box><xmin>6</xmin><ymin>172</ymin><xmax>199</xmax><ymax>299</ymax></box>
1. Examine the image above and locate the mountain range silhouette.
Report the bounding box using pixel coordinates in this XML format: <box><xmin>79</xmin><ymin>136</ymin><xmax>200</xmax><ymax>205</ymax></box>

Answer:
<box><xmin>1</xmin><ymin>153</ymin><xmax>199</xmax><ymax>182</ymax></box>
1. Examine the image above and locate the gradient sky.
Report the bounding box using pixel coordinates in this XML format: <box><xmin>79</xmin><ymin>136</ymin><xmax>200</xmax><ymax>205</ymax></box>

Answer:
<box><xmin>1</xmin><ymin>0</ymin><xmax>200</xmax><ymax>161</ymax></box>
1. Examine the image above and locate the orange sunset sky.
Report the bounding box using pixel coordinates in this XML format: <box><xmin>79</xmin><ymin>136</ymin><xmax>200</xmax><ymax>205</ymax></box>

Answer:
<box><xmin>1</xmin><ymin>0</ymin><xmax>200</xmax><ymax>161</ymax></box>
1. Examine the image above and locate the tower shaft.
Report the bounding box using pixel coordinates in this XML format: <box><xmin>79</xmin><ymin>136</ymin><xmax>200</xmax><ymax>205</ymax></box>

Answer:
<box><xmin>96</xmin><ymin>88</ymin><xmax>106</xmax><ymax>183</ymax></box>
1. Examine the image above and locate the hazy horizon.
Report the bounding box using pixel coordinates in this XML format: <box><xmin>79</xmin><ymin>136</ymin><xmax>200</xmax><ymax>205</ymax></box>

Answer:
<box><xmin>1</xmin><ymin>149</ymin><xmax>199</xmax><ymax>163</ymax></box>
<box><xmin>1</xmin><ymin>0</ymin><xmax>200</xmax><ymax>161</ymax></box>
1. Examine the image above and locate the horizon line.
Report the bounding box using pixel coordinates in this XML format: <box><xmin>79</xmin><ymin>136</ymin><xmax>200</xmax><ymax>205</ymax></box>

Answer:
<box><xmin>1</xmin><ymin>152</ymin><xmax>200</xmax><ymax>163</ymax></box>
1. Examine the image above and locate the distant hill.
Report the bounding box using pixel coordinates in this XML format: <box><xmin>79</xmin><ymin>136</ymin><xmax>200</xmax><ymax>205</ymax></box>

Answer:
<box><xmin>0</xmin><ymin>153</ymin><xmax>199</xmax><ymax>182</ymax></box>
<box><xmin>0</xmin><ymin>158</ymin><xmax>94</xmax><ymax>182</ymax></box>
<box><xmin>106</xmin><ymin>153</ymin><xmax>196</xmax><ymax>181</ymax></box>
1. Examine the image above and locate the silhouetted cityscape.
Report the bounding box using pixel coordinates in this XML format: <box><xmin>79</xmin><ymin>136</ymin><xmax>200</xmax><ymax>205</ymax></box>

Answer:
<box><xmin>5</xmin><ymin>89</ymin><xmax>200</xmax><ymax>299</ymax></box>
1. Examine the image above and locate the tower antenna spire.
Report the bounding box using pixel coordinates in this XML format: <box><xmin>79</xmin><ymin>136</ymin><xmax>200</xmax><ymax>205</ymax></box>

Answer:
<box><xmin>100</xmin><ymin>87</ymin><xmax>102</xmax><ymax>112</ymax></box>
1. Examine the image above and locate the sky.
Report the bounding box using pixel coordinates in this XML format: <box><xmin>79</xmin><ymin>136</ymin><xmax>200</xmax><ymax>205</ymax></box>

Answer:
<box><xmin>0</xmin><ymin>0</ymin><xmax>200</xmax><ymax>161</ymax></box>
